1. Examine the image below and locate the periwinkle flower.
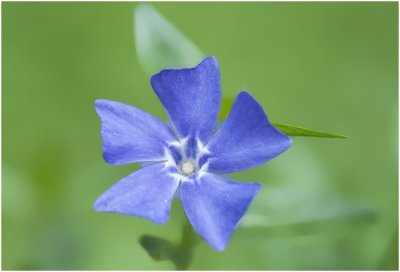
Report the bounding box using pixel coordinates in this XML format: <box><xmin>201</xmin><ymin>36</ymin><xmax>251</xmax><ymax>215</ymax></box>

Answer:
<box><xmin>94</xmin><ymin>56</ymin><xmax>292</xmax><ymax>251</ymax></box>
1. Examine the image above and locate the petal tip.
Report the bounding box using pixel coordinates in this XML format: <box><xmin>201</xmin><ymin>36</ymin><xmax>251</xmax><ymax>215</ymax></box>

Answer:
<box><xmin>94</xmin><ymin>99</ymin><xmax>108</xmax><ymax>109</ymax></box>
<box><xmin>212</xmin><ymin>242</ymin><xmax>227</xmax><ymax>252</ymax></box>
<box><xmin>150</xmin><ymin>55</ymin><xmax>220</xmax><ymax>82</ymax></box>
<box><xmin>286</xmin><ymin>135</ymin><xmax>293</xmax><ymax>147</ymax></box>
<box><xmin>102</xmin><ymin>151</ymin><xmax>119</xmax><ymax>165</ymax></box>
<box><xmin>237</xmin><ymin>91</ymin><xmax>252</xmax><ymax>98</ymax></box>
<box><xmin>273</xmin><ymin>126</ymin><xmax>293</xmax><ymax>151</ymax></box>
<box><xmin>200</xmin><ymin>55</ymin><xmax>219</xmax><ymax>67</ymax></box>
<box><xmin>93</xmin><ymin>197</ymin><xmax>107</xmax><ymax>212</ymax></box>
<box><xmin>94</xmin><ymin>99</ymin><xmax>118</xmax><ymax>116</ymax></box>
<box><xmin>94</xmin><ymin>100</ymin><xmax>103</xmax><ymax>114</ymax></box>
<box><xmin>235</xmin><ymin>91</ymin><xmax>260</xmax><ymax>107</ymax></box>
<box><xmin>253</xmin><ymin>182</ymin><xmax>262</xmax><ymax>193</ymax></box>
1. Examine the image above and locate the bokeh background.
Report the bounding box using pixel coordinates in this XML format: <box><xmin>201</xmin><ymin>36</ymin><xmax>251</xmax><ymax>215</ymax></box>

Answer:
<box><xmin>2</xmin><ymin>2</ymin><xmax>398</xmax><ymax>270</ymax></box>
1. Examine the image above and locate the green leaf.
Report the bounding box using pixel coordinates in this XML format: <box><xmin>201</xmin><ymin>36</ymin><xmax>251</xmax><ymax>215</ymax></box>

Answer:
<box><xmin>135</xmin><ymin>4</ymin><xmax>205</xmax><ymax>76</ymax></box>
<box><xmin>272</xmin><ymin>122</ymin><xmax>348</xmax><ymax>139</ymax></box>
<box><xmin>217</xmin><ymin>97</ymin><xmax>347</xmax><ymax>138</ymax></box>
<box><xmin>139</xmin><ymin>235</ymin><xmax>193</xmax><ymax>270</ymax></box>
<box><xmin>139</xmin><ymin>235</ymin><xmax>174</xmax><ymax>262</ymax></box>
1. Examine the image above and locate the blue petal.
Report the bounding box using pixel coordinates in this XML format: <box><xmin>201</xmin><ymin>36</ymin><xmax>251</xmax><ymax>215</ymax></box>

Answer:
<box><xmin>206</xmin><ymin>92</ymin><xmax>292</xmax><ymax>173</ymax></box>
<box><xmin>93</xmin><ymin>163</ymin><xmax>180</xmax><ymax>224</ymax></box>
<box><xmin>150</xmin><ymin>56</ymin><xmax>221</xmax><ymax>142</ymax></box>
<box><xmin>95</xmin><ymin>99</ymin><xmax>177</xmax><ymax>165</ymax></box>
<box><xmin>180</xmin><ymin>173</ymin><xmax>260</xmax><ymax>251</ymax></box>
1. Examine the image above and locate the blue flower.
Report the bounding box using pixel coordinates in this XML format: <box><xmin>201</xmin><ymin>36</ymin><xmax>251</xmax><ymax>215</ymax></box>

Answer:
<box><xmin>94</xmin><ymin>56</ymin><xmax>292</xmax><ymax>251</ymax></box>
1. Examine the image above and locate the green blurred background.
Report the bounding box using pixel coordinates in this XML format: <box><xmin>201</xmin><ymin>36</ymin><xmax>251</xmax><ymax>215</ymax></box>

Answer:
<box><xmin>2</xmin><ymin>2</ymin><xmax>398</xmax><ymax>270</ymax></box>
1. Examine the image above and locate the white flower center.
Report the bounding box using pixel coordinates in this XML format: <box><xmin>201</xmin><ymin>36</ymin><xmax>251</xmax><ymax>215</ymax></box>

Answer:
<box><xmin>165</xmin><ymin>137</ymin><xmax>211</xmax><ymax>180</ymax></box>
<box><xmin>180</xmin><ymin>160</ymin><xmax>196</xmax><ymax>176</ymax></box>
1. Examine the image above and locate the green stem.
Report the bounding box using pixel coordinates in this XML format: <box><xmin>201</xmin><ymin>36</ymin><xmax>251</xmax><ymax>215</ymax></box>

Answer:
<box><xmin>180</xmin><ymin>219</ymin><xmax>196</xmax><ymax>250</ymax></box>
<box><xmin>175</xmin><ymin>219</ymin><xmax>198</xmax><ymax>270</ymax></box>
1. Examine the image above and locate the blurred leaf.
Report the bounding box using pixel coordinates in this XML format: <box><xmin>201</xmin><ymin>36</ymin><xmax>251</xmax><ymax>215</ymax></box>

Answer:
<box><xmin>139</xmin><ymin>235</ymin><xmax>174</xmax><ymax>261</ymax></box>
<box><xmin>238</xmin><ymin>143</ymin><xmax>376</xmax><ymax>237</ymax></box>
<box><xmin>272</xmin><ymin>122</ymin><xmax>348</xmax><ymax>139</ymax></box>
<box><xmin>140</xmin><ymin>235</ymin><xmax>193</xmax><ymax>270</ymax></box>
<box><xmin>135</xmin><ymin>4</ymin><xmax>205</xmax><ymax>76</ymax></box>
<box><xmin>134</xmin><ymin>4</ymin><xmax>346</xmax><ymax>140</ymax></box>
<box><xmin>239</xmin><ymin>197</ymin><xmax>377</xmax><ymax>238</ymax></box>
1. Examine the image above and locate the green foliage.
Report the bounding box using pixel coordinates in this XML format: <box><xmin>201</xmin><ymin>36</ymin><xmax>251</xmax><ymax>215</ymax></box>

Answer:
<box><xmin>271</xmin><ymin>122</ymin><xmax>347</xmax><ymax>138</ymax></box>
<box><xmin>140</xmin><ymin>221</ymin><xmax>199</xmax><ymax>270</ymax></box>
<box><xmin>139</xmin><ymin>235</ymin><xmax>192</xmax><ymax>270</ymax></box>
<box><xmin>135</xmin><ymin>4</ymin><xmax>204</xmax><ymax>76</ymax></box>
